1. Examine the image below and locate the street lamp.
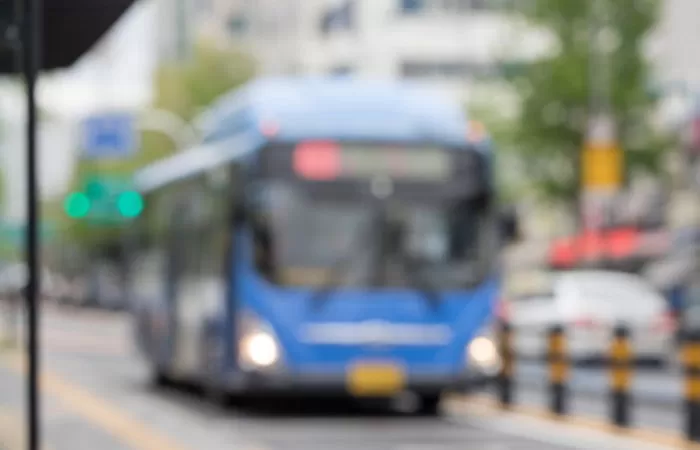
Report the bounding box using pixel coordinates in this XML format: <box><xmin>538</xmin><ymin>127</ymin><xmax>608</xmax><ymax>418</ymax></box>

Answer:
<box><xmin>139</xmin><ymin>108</ymin><xmax>199</xmax><ymax>150</ymax></box>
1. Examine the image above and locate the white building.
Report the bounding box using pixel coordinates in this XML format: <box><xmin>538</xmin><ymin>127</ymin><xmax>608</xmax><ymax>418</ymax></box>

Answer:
<box><xmin>653</xmin><ymin>0</ymin><xmax>700</xmax><ymax>94</ymax></box>
<box><xmin>217</xmin><ymin>0</ymin><xmax>552</xmax><ymax>106</ymax></box>
<box><xmin>0</xmin><ymin>0</ymin><xmax>157</xmax><ymax>221</ymax></box>
<box><xmin>181</xmin><ymin>0</ymin><xmax>700</xmax><ymax>115</ymax></box>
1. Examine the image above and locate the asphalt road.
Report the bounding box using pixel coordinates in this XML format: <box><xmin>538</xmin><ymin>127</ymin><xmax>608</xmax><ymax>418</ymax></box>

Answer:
<box><xmin>0</xmin><ymin>306</ymin><xmax>684</xmax><ymax>450</ymax></box>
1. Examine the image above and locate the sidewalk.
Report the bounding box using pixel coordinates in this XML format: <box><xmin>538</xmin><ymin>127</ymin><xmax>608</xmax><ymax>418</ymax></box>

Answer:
<box><xmin>0</xmin><ymin>408</ymin><xmax>23</xmax><ymax>450</ymax></box>
<box><xmin>0</xmin><ymin>298</ymin><xmax>22</xmax><ymax>349</ymax></box>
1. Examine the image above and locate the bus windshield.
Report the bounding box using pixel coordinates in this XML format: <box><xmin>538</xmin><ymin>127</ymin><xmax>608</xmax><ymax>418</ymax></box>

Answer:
<box><xmin>252</xmin><ymin>180</ymin><xmax>494</xmax><ymax>290</ymax></box>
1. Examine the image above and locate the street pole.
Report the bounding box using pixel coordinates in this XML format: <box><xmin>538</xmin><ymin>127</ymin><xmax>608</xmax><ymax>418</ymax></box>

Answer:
<box><xmin>582</xmin><ymin>0</ymin><xmax>621</xmax><ymax>239</ymax></box>
<box><xmin>21</xmin><ymin>0</ymin><xmax>41</xmax><ymax>448</ymax></box>
<box><xmin>174</xmin><ymin>0</ymin><xmax>190</xmax><ymax>61</ymax></box>
<box><xmin>140</xmin><ymin>108</ymin><xmax>199</xmax><ymax>150</ymax></box>
<box><xmin>589</xmin><ymin>0</ymin><xmax>612</xmax><ymax>122</ymax></box>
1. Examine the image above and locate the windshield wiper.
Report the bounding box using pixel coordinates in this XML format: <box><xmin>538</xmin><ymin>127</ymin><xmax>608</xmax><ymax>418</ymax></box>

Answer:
<box><xmin>309</xmin><ymin>203</ymin><xmax>442</xmax><ymax>311</ymax></box>
<box><xmin>379</xmin><ymin>211</ymin><xmax>441</xmax><ymax>310</ymax></box>
<box><xmin>309</xmin><ymin>210</ymin><xmax>377</xmax><ymax>310</ymax></box>
<box><xmin>390</xmin><ymin>231</ymin><xmax>441</xmax><ymax>310</ymax></box>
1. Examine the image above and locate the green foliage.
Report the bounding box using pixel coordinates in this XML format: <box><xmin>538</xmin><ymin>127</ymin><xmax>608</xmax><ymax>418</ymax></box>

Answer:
<box><xmin>141</xmin><ymin>41</ymin><xmax>256</xmax><ymax>166</ymax></box>
<box><xmin>0</xmin><ymin>167</ymin><xmax>4</xmax><ymax>214</ymax></box>
<box><xmin>468</xmin><ymin>103</ymin><xmax>527</xmax><ymax>204</ymax></box>
<box><xmin>61</xmin><ymin>41</ymin><xmax>256</xmax><ymax>257</ymax></box>
<box><xmin>485</xmin><ymin>0</ymin><xmax>668</xmax><ymax>205</ymax></box>
<box><xmin>156</xmin><ymin>41</ymin><xmax>256</xmax><ymax>120</ymax></box>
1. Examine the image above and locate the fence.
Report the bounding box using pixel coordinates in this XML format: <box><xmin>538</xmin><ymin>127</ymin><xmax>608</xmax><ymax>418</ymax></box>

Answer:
<box><xmin>496</xmin><ymin>320</ymin><xmax>700</xmax><ymax>441</ymax></box>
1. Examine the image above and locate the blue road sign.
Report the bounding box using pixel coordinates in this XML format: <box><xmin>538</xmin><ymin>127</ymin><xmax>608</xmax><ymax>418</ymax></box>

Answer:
<box><xmin>82</xmin><ymin>113</ymin><xmax>138</xmax><ymax>159</ymax></box>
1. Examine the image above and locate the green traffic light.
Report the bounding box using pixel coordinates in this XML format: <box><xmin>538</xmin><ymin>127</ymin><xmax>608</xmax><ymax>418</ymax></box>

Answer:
<box><xmin>64</xmin><ymin>192</ymin><xmax>91</xmax><ymax>218</ymax></box>
<box><xmin>117</xmin><ymin>191</ymin><xmax>144</xmax><ymax>218</ymax></box>
<box><xmin>85</xmin><ymin>179</ymin><xmax>106</xmax><ymax>199</ymax></box>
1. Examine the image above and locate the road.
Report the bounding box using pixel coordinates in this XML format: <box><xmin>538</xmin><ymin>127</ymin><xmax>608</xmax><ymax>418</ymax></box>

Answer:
<box><xmin>0</xmin><ymin>307</ymin><xmax>685</xmax><ymax>450</ymax></box>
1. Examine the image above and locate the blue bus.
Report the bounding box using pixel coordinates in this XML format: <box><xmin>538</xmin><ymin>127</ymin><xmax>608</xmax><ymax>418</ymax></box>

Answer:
<box><xmin>127</xmin><ymin>77</ymin><xmax>518</xmax><ymax>413</ymax></box>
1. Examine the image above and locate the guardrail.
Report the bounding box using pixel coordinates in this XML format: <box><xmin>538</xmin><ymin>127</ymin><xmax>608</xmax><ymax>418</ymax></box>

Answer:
<box><xmin>496</xmin><ymin>320</ymin><xmax>700</xmax><ymax>441</ymax></box>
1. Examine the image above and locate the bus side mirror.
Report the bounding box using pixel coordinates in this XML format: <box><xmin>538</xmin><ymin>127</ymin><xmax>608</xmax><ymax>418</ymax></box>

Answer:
<box><xmin>499</xmin><ymin>207</ymin><xmax>520</xmax><ymax>244</ymax></box>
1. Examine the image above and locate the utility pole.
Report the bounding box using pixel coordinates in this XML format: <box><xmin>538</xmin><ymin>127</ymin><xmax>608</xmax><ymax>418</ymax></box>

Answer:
<box><xmin>581</xmin><ymin>0</ymin><xmax>623</xmax><ymax>264</ymax></box>
<box><xmin>3</xmin><ymin>0</ymin><xmax>41</xmax><ymax>446</ymax></box>
<box><xmin>21</xmin><ymin>0</ymin><xmax>42</xmax><ymax>449</ymax></box>
<box><xmin>174</xmin><ymin>0</ymin><xmax>191</xmax><ymax>61</ymax></box>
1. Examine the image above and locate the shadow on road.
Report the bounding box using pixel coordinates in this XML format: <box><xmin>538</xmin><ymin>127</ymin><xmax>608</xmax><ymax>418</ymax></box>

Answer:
<box><xmin>139</xmin><ymin>379</ymin><xmax>448</xmax><ymax>420</ymax></box>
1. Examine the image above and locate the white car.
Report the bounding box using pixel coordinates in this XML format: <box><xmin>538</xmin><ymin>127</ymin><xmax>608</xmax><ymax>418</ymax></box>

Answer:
<box><xmin>507</xmin><ymin>270</ymin><xmax>675</xmax><ymax>365</ymax></box>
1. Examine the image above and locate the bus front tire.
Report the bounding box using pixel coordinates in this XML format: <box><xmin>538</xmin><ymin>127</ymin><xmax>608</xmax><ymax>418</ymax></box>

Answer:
<box><xmin>417</xmin><ymin>394</ymin><xmax>442</xmax><ymax>416</ymax></box>
<box><xmin>201</xmin><ymin>335</ymin><xmax>233</xmax><ymax>409</ymax></box>
<box><xmin>204</xmin><ymin>385</ymin><xmax>233</xmax><ymax>409</ymax></box>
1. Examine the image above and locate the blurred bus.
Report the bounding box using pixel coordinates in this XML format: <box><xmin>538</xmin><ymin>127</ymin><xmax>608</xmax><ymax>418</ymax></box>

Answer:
<box><xmin>126</xmin><ymin>77</ymin><xmax>517</xmax><ymax>414</ymax></box>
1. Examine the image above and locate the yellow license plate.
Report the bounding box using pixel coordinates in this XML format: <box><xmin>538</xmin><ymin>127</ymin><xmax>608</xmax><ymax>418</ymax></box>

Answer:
<box><xmin>347</xmin><ymin>363</ymin><xmax>405</xmax><ymax>397</ymax></box>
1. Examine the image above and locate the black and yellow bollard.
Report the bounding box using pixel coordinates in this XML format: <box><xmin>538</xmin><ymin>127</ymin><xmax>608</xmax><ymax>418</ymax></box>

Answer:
<box><xmin>683</xmin><ymin>328</ymin><xmax>700</xmax><ymax>441</ymax></box>
<box><xmin>609</xmin><ymin>324</ymin><xmax>632</xmax><ymax>427</ymax></box>
<box><xmin>547</xmin><ymin>325</ymin><xmax>568</xmax><ymax>415</ymax></box>
<box><xmin>497</xmin><ymin>320</ymin><xmax>514</xmax><ymax>408</ymax></box>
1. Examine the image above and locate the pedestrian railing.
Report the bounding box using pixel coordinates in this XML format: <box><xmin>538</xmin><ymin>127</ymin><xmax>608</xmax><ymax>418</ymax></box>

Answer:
<box><xmin>495</xmin><ymin>320</ymin><xmax>700</xmax><ymax>440</ymax></box>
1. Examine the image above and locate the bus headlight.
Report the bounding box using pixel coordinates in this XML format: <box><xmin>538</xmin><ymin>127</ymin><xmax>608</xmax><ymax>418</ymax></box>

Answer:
<box><xmin>240</xmin><ymin>331</ymin><xmax>279</xmax><ymax>368</ymax></box>
<box><xmin>238</xmin><ymin>312</ymin><xmax>281</xmax><ymax>370</ymax></box>
<box><xmin>467</xmin><ymin>335</ymin><xmax>502</xmax><ymax>376</ymax></box>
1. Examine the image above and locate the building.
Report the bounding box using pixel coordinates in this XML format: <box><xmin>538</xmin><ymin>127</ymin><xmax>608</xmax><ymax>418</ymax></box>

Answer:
<box><xmin>155</xmin><ymin>0</ymin><xmax>193</xmax><ymax>62</ymax></box>
<box><xmin>0</xmin><ymin>0</ymin><xmax>156</xmax><ymax>221</ymax></box>
<box><xmin>156</xmin><ymin>0</ymin><xmax>700</xmax><ymax>234</ymax></box>
<box><xmin>652</xmin><ymin>0</ymin><xmax>700</xmax><ymax>96</ymax></box>
<box><xmin>182</xmin><ymin>0</ymin><xmax>700</xmax><ymax>113</ymax></box>
<box><xmin>182</xmin><ymin>0</ymin><xmax>552</xmax><ymax>105</ymax></box>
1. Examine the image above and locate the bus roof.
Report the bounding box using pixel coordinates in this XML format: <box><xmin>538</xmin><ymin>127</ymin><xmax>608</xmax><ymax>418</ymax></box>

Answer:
<box><xmin>134</xmin><ymin>76</ymin><xmax>488</xmax><ymax>193</ymax></box>
<box><xmin>200</xmin><ymin>76</ymin><xmax>471</xmax><ymax>144</ymax></box>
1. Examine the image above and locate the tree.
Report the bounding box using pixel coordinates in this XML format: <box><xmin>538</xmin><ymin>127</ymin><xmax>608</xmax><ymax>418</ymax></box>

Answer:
<box><xmin>60</xmin><ymin>40</ymin><xmax>256</xmax><ymax>258</ymax></box>
<box><xmin>486</xmin><ymin>0</ymin><xmax>669</xmax><ymax>207</ymax></box>
<box><xmin>134</xmin><ymin>40</ymin><xmax>256</xmax><ymax>170</ymax></box>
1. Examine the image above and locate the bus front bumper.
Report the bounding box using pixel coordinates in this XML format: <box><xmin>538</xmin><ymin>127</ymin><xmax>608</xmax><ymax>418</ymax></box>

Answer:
<box><xmin>223</xmin><ymin>370</ymin><xmax>495</xmax><ymax>396</ymax></box>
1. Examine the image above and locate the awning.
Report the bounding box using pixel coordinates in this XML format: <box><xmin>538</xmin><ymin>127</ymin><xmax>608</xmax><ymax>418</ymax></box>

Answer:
<box><xmin>0</xmin><ymin>0</ymin><xmax>136</xmax><ymax>73</ymax></box>
<box><xmin>548</xmin><ymin>227</ymin><xmax>671</xmax><ymax>268</ymax></box>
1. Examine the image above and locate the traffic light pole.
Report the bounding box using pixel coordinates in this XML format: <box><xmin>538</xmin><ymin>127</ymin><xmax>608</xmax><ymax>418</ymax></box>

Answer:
<box><xmin>21</xmin><ymin>0</ymin><xmax>41</xmax><ymax>448</ymax></box>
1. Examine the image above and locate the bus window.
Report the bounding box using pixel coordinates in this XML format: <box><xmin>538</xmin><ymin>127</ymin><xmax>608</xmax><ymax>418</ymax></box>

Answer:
<box><xmin>247</xmin><ymin>180</ymin><xmax>495</xmax><ymax>290</ymax></box>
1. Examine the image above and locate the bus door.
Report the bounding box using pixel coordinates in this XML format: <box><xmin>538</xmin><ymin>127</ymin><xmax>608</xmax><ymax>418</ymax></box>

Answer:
<box><xmin>172</xmin><ymin>183</ymin><xmax>227</xmax><ymax>378</ymax></box>
<box><xmin>167</xmin><ymin>195</ymin><xmax>194</xmax><ymax>376</ymax></box>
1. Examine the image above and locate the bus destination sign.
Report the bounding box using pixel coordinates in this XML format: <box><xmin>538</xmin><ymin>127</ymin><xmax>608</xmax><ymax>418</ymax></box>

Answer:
<box><xmin>293</xmin><ymin>142</ymin><xmax>452</xmax><ymax>181</ymax></box>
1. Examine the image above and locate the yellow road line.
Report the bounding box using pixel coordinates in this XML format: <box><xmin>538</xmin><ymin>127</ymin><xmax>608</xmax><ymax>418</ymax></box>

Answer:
<box><xmin>2</xmin><ymin>353</ymin><xmax>192</xmax><ymax>450</ymax></box>
<box><xmin>450</xmin><ymin>394</ymin><xmax>700</xmax><ymax>449</ymax></box>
